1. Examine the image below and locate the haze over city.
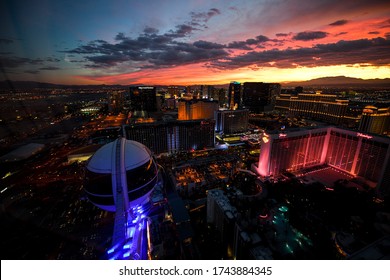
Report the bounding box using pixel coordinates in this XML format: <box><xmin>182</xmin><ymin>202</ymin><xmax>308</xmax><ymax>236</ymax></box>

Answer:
<box><xmin>1</xmin><ymin>0</ymin><xmax>390</xmax><ymax>85</ymax></box>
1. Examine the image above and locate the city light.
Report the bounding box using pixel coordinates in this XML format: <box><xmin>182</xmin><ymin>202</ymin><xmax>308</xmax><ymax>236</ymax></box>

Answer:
<box><xmin>0</xmin><ymin>14</ymin><xmax>389</xmax><ymax>264</ymax></box>
<box><xmin>357</xmin><ymin>132</ymin><xmax>373</xmax><ymax>139</ymax></box>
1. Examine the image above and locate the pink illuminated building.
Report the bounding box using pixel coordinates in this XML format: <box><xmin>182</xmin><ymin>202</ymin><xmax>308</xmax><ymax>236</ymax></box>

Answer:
<box><xmin>254</xmin><ymin>127</ymin><xmax>390</xmax><ymax>196</ymax></box>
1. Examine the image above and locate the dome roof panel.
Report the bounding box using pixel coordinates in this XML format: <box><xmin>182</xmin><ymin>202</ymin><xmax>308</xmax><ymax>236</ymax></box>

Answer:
<box><xmin>86</xmin><ymin>138</ymin><xmax>153</xmax><ymax>173</ymax></box>
<box><xmin>123</xmin><ymin>139</ymin><xmax>151</xmax><ymax>169</ymax></box>
<box><xmin>86</xmin><ymin>141</ymin><xmax>115</xmax><ymax>173</ymax></box>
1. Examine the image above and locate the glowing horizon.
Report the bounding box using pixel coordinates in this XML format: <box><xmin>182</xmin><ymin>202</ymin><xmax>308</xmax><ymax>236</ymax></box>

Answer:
<box><xmin>1</xmin><ymin>0</ymin><xmax>389</xmax><ymax>85</ymax></box>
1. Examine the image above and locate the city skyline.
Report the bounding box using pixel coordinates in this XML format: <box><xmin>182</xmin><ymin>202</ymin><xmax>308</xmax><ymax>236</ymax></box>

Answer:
<box><xmin>1</xmin><ymin>0</ymin><xmax>390</xmax><ymax>86</ymax></box>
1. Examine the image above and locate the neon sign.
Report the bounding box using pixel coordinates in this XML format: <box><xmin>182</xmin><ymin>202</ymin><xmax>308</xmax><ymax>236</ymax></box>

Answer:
<box><xmin>279</xmin><ymin>133</ymin><xmax>287</xmax><ymax>138</ymax></box>
<box><xmin>357</xmin><ymin>132</ymin><xmax>373</xmax><ymax>139</ymax></box>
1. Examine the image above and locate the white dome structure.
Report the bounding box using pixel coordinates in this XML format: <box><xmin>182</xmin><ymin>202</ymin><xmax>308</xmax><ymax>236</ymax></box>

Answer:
<box><xmin>85</xmin><ymin>138</ymin><xmax>158</xmax><ymax>212</ymax></box>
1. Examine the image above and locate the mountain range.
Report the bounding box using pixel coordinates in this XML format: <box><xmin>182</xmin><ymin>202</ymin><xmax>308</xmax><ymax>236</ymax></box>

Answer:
<box><xmin>282</xmin><ymin>76</ymin><xmax>390</xmax><ymax>88</ymax></box>
<box><xmin>1</xmin><ymin>76</ymin><xmax>390</xmax><ymax>90</ymax></box>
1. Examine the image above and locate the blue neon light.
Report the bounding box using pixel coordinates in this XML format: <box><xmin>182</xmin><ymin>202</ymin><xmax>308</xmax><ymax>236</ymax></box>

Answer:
<box><xmin>107</xmin><ymin>248</ymin><xmax>115</xmax><ymax>254</ymax></box>
<box><xmin>129</xmin><ymin>227</ymin><xmax>135</xmax><ymax>238</ymax></box>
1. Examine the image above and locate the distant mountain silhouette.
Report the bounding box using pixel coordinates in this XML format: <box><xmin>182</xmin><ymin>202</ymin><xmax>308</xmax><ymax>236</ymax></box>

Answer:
<box><xmin>283</xmin><ymin>76</ymin><xmax>390</xmax><ymax>88</ymax></box>
<box><xmin>1</xmin><ymin>76</ymin><xmax>390</xmax><ymax>90</ymax></box>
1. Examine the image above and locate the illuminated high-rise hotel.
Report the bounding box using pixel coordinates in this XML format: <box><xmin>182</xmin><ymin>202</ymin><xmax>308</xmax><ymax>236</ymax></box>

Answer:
<box><xmin>255</xmin><ymin>127</ymin><xmax>390</xmax><ymax>196</ymax></box>
<box><xmin>275</xmin><ymin>92</ymin><xmax>350</xmax><ymax>125</ymax></box>
<box><xmin>178</xmin><ymin>99</ymin><xmax>219</xmax><ymax>121</ymax></box>
<box><xmin>359</xmin><ymin>105</ymin><xmax>390</xmax><ymax>135</ymax></box>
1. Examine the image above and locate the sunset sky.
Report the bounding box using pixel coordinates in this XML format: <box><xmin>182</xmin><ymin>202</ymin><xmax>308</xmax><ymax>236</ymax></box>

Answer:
<box><xmin>1</xmin><ymin>0</ymin><xmax>390</xmax><ymax>85</ymax></box>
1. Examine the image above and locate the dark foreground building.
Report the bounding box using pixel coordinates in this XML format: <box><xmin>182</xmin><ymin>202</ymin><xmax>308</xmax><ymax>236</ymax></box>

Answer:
<box><xmin>123</xmin><ymin>120</ymin><xmax>215</xmax><ymax>154</ymax></box>
<box><xmin>242</xmin><ymin>82</ymin><xmax>281</xmax><ymax>113</ymax></box>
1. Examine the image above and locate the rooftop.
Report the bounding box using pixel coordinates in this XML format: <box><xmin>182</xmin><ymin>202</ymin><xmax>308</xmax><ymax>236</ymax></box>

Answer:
<box><xmin>0</xmin><ymin>143</ymin><xmax>45</xmax><ymax>162</ymax></box>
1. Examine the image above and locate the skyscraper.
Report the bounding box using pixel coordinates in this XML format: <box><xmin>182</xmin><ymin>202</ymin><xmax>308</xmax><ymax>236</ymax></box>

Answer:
<box><xmin>178</xmin><ymin>99</ymin><xmax>219</xmax><ymax>120</ymax></box>
<box><xmin>242</xmin><ymin>82</ymin><xmax>281</xmax><ymax>113</ymax></box>
<box><xmin>124</xmin><ymin>120</ymin><xmax>215</xmax><ymax>154</ymax></box>
<box><xmin>129</xmin><ymin>86</ymin><xmax>157</xmax><ymax>112</ymax></box>
<box><xmin>228</xmin><ymin>81</ymin><xmax>241</xmax><ymax>110</ymax></box>
<box><xmin>215</xmin><ymin>109</ymin><xmax>249</xmax><ymax>134</ymax></box>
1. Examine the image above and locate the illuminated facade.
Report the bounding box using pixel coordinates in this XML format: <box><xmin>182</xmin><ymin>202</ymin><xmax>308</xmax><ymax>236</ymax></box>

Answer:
<box><xmin>255</xmin><ymin>127</ymin><xmax>390</xmax><ymax>195</ymax></box>
<box><xmin>359</xmin><ymin>105</ymin><xmax>390</xmax><ymax>135</ymax></box>
<box><xmin>167</xmin><ymin>86</ymin><xmax>180</xmax><ymax>98</ymax></box>
<box><xmin>178</xmin><ymin>99</ymin><xmax>219</xmax><ymax>120</ymax></box>
<box><xmin>124</xmin><ymin>120</ymin><xmax>215</xmax><ymax>154</ymax></box>
<box><xmin>274</xmin><ymin>93</ymin><xmax>291</xmax><ymax>111</ymax></box>
<box><xmin>275</xmin><ymin>92</ymin><xmax>350</xmax><ymax>125</ymax></box>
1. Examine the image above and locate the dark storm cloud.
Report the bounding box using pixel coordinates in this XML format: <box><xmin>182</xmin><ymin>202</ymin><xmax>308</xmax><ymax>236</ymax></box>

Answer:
<box><xmin>65</xmin><ymin>31</ymin><xmax>390</xmax><ymax>71</ymax></box>
<box><xmin>64</xmin><ymin>29</ymin><xmax>229</xmax><ymax>68</ymax></box>
<box><xmin>335</xmin><ymin>32</ymin><xmax>348</xmax><ymax>36</ymax></box>
<box><xmin>39</xmin><ymin>66</ymin><xmax>60</xmax><ymax>70</ymax></box>
<box><xmin>66</xmin><ymin>40</ymin><xmax>111</xmax><ymax>54</ymax></box>
<box><xmin>293</xmin><ymin>31</ymin><xmax>328</xmax><ymax>41</ymax></box>
<box><xmin>212</xmin><ymin>37</ymin><xmax>390</xmax><ymax>69</ymax></box>
<box><xmin>115</xmin><ymin>32</ymin><xmax>127</xmax><ymax>41</ymax></box>
<box><xmin>143</xmin><ymin>27</ymin><xmax>159</xmax><ymax>34</ymax></box>
<box><xmin>227</xmin><ymin>35</ymin><xmax>270</xmax><ymax>50</ymax></box>
<box><xmin>60</xmin><ymin>5</ymin><xmax>389</xmax><ymax>72</ymax></box>
<box><xmin>167</xmin><ymin>24</ymin><xmax>196</xmax><ymax>38</ymax></box>
<box><xmin>190</xmin><ymin>8</ymin><xmax>221</xmax><ymax>23</ymax></box>
<box><xmin>46</xmin><ymin>57</ymin><xmax>61</xmax><ymax>62</ymax></box>
<box><xmin>147</xmin><ymin>43</ymin><xmax>227</xmax><ymax>66</ymax></box>
<box><xmin>62</xmin><ymin>8</ymin><xmax>227</xmax><ymax>68</ymax></box>
<box><xmin>329</xmin><ymin>19</ymin><xmax>349</xmax><ymax>26</ymax></box>
<box><xmin>369</xmin><ymin>31</ymin><xmax>380</xmax><ymax>35</ymax></box>
<box><xmin>193</xmin><ymin>40</ymin><xmax>225</xmax><ymax>49</ymax></box>
<box><xmin>254</xmin><ymin>35</ymin><xmax>270</xmax><ymax>43</ymax></box>
<box><xmin>227</xmin><ymin>41</ymin><xmax>252</xmax><ymax>50</ymax></box>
